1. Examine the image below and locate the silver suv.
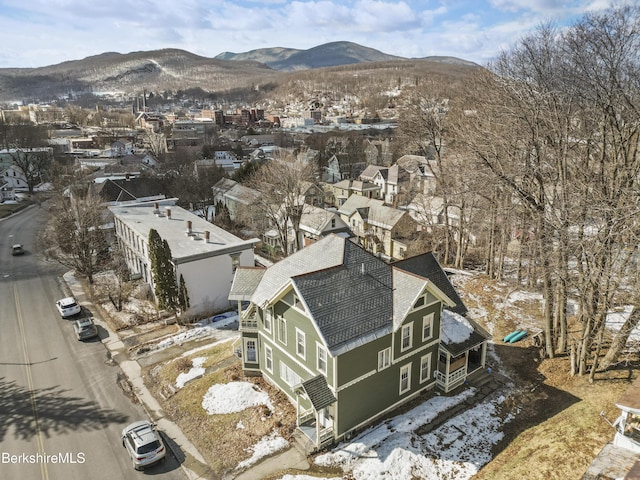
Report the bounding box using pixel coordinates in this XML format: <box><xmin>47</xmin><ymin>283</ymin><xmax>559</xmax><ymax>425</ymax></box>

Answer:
<box><xmin>121</xmin><ymin>420</ymin><xmax>166</xmax><ymax>470</ymax></box>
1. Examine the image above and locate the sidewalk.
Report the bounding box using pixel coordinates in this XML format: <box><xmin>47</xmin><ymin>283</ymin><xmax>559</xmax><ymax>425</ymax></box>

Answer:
<box><xmin>62</xmin><ymin>270</ymin><xmax>311</xmax><ymax>480</ymax></box>
<box><xmin>62</xmin><ymin>271</ymin><xmax>211</xmax><ymax>480</ymax></box>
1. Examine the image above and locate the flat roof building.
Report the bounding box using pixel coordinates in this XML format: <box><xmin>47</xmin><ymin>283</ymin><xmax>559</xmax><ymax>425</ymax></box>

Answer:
<box><xmin>110</xmin><ymin>201</ymin><xmax>259</xmax><ymax>315</ymax></box>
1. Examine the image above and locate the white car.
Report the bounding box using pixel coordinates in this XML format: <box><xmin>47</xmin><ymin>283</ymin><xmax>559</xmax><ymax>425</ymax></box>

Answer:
<box><xmin>122</xmin><ymin>421</ymin><xmax>166</xmax><ymax>470</ymax></box>
<box><xmin>56</xmin><ymin>297</ymin><xmax>81</xmax><ymax>318</ymax></box>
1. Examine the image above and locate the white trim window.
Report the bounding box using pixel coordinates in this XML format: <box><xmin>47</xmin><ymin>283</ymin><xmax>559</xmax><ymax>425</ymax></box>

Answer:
<box><xmin>245</xmin><ymin>339</ymin><xmax>257</xmax><ymax>363</ymax></box>
<box><xmin>399</xmin><ymin>363</ymin><xmax>411</xmax><ymax>394</ymax></box>
<box><xmin>378</xmin><ymin>347</ymin><xmax>391</xmax><ymax>370</ymax></box>
<box><xmin>317</xmin><ymin>344</ymin><xmax>327</xmax><ymax>374</ymax></box>
<box><xmin>422</xmin><ymin>313</ymin><xmax>434</xmax><ymax>342</ymax></box>
<box><xmin>277</xmin><ymin>316</ymin><xmax>287</xmax><ymax>345</ymax></box>
<box><xmin>401</xmin><ymin>323</ymin><xmax>413</xmax><ymax>352</ymax></box>
<box><xmin>264</xmin><ymin>307</ymin><xmax>273</xmax><ymax>334</ymax></box>
<box><xmin>419</xmin><ymin>354</ymin><xmax>431</xmax><ymax>383</ymax></box>
<box><xmin>280</xmin><ymin>361</ymin><xmax>302</xmax><ymax>387</ymax></box>
<box><xmin>265</xmin><ymin>344</ymin><xmax>273</xmax><ymax>373</ymax></box>
<box><xmin>296</xmin><ymin>328</ymin><xmax>306</xmax><ymax>359</ymax></box>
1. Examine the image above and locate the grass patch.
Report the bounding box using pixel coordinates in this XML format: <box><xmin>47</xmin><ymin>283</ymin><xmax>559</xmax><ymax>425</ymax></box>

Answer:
<box><xmin>158</xmin><ymin>342</ymin><xmax>234</xmax><ymax>386</ymax></box>
<box><xmin>474</xmin><ymin>374</ymin><xmax>628</xmax><ymax>480</ymax></box>
<box><xmin>0</xmin><ymin>201</ymin><xmax>31</xmax><ymax>218</ymax></box>
<box><xmin>147</xmin><ymin>352</ymin><xmax>297</xmax><ymax>478</ymax></box>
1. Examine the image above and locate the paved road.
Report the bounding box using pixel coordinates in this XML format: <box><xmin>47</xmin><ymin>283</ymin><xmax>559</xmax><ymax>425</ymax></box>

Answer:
<box><xmin>0</xmin><ymin>205</ymin><xmax>186</xmax><ymax>480</ymax></box>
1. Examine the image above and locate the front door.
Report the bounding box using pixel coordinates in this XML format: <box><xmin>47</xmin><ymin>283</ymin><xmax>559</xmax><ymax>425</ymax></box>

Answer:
<box><xmin>319</xmin><ymin>408</ymin><xmax>332</xmax><ymax>429</ymax></box>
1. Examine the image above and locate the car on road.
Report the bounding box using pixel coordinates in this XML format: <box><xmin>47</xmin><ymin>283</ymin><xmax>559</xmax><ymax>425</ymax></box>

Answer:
<box><xmin>73</xmin><ymin>317</ymin><xmax>98</xmax><ymax>341</ymax></box>
<box><xmin>122</xmin><ymin>420</ymin><xmax>166</xmax><ymax>470</ymax></box>
<box><xmin>11</xmin><ymin>244</ymin><xmax>24</xmax><ymax>255</ymax></box>
<box><xmin>56</xmin><ymin>296</ymin><xmax>82</xmax><ymax>318</ymax></box>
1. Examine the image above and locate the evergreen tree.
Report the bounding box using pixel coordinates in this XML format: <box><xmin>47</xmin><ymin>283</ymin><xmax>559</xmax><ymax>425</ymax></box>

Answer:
<box><xmin>178</xmin><ymin>274</ymin><xmax>190</xmax><ymax>311</ymax></box>
<box><xmin>148</xmin><ymin>229</ymin><xmax>178</xmax><ymax>311</ymax></box>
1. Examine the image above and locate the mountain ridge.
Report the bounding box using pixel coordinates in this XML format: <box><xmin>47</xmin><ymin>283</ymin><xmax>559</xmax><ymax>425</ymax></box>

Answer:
<box><xmin>215</xmin><ymin>41</ymin><xmax>478</xmax><ymax>71</ymax></box>
<box><xmin>0</xmin><ymin>42</ymin><xmax>479</xmax><ymax>102</ymax></box>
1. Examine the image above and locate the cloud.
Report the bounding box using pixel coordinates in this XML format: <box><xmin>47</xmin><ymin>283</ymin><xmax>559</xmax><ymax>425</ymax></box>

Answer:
<box><xmin>0</xmin><ymin>0</ymin><xmax>618</xmax><ymax>68</ymax></box>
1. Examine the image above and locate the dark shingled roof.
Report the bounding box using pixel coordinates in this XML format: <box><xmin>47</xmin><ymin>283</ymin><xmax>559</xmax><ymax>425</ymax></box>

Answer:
<box><xmin>293</xmin><ymin>240</ymin><xmax>393</xmax><ymax>353</ymax></box>
<box><xmin>299</xmin><ymin>375</ymin><xmax>336</xmax><ymax>411</ymax></box>
<box><xmin>93</xmin><ymin>177</ymin><xmax>167</xmax><ymax>203</ymax></box>
<box><xmin>393</xmin><ymin>253</ymin><xmax>468</xmax><ymax>315</ymax></box>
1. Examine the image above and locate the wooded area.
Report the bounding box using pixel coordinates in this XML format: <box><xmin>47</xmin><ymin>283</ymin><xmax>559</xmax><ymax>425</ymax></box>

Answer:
<box><xmin>397</xmin><ymin>5</ymin><xmax>640</xmax><ymax>378</ymax></box>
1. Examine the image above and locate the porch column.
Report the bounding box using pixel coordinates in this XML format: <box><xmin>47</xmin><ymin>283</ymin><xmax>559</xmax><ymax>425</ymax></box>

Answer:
<box><xmin>445</xmin><ymin>352</ymin><xmax>451</xmax><ymax>392</ymax></box>
<box><xmin>481</xmin><ymin>342</ymin><xmax>487</xmax><ymax>368</ymax></box>
<box><xmin>316</xmin><ymin>411</ymin><xmax>321</xmax><ymax>449</ymax></box>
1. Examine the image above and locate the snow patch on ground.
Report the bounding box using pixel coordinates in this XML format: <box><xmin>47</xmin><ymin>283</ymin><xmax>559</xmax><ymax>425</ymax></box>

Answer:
<box><xmin>315</xmin><ymin>388</ymin><xmax>475</xmax><ymax>472</ymax></box>
<box><xmin>175</xmin><ymin>357</ymin><xmax>206</xmax><ymax>389</ymax></box>
<box><xmin>236</xmin><ymin>432</ymin><xmax>289</xmax><ymax>470</ymax></box>
<box><xmin>155</xmin><ymin>312</ymin><xmax>238</xmax><ymax>351</ymax></box>
<box><xmin>278</xmin><ymin>476</ymin><xmax>342</xmax><ymax>480</ymax></box>
<box><xmin>507</xmin><ymin>290</ymin><xmax>543</xmax><ymax>303</ymax></box>
<box><xmin>315</xmin><ymin>388</ymin><xmax>512</xmax><ymax>480</ymax></box>
<box><xmin>202</xmin><ymin>381</ymin><xmax>274</xmax><ymax>415</ymax></box>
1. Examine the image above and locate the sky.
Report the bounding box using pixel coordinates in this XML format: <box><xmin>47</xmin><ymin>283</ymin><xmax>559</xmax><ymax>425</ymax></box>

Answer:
<box><xmin>0</xmin><ymin>0</ymin><xmax>615</xmax><ymax>69</ymax></box>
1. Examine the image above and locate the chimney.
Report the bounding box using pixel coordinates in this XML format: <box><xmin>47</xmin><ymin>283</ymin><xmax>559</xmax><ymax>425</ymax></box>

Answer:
<box><xmin>166</xmin><ymin>207</ymin><xmax>172</xmax><ymax>219</ymax></box>
<box><xmin>204</xmin><ymin>230</ymin><xmax>210</xmax><ymax>243</ymax></box>
<box><xmin>153</xmin><ymin>202</ymin><xmax>160</xmax><ymax>215</ymax></box>
<box><xmin>186</xmin><ymin>220</ymin><xmax>192</xmax><ymax>235</ymax></box>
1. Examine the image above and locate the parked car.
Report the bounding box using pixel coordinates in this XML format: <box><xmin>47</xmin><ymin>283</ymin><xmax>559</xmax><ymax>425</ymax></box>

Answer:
<box><xmin>73</xmin><ymin>317</ymin><xmax>98</xmax><ymax>341</ymax></box>
<box><xmin>11</xmin><ymin>244</ymin><xmax>24</xmax><ymax>255</ymax></box>
<box><xmin>121</xmin><ymin>420</ymin><xmax>166</xmax><ymax>470</ymax></box>
<box><xmin>55</xmin><ymin>297</ymin><xmax>81</xmax><ymax>318</ymax></box>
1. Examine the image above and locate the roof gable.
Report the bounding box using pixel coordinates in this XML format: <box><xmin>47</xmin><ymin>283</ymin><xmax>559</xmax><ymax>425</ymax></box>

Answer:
<box><xmin>250</xmin><ymin>234</ymin><xmax>346</xmax><ymax>308</ymax></box>
<box><xmin>392</xmin><ymin>268</ymin><xmax>428</xmax><ymax>331</ymax></box>
<box><xmin>393</xmin><ymin>253</ymin><xmax>468</xmax><ymax>315</ymax></box>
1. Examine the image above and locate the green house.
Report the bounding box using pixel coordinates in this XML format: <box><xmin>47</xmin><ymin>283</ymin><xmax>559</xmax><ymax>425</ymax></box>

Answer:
<box><xmin>229</xmin><ymin>234</ymin><xmax>489</xmax><ymax>451</ymax></box>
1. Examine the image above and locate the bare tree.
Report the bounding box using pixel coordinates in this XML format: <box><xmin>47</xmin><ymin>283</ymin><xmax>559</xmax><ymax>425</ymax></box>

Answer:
<box><xmin>245</xmin><ymin>153</ymin><xmax>318</xmax><ymax>256</ymax></box>
<box><xmin>39</xmin><ymin>189</ymin><xmax>109</xmax><ymax>284</ymax></box>
<box><xmin>0</xmin><ymin>121</ymin><xmax>52</xmax><ymax>194</ymax></box>
<box><xmin>457</xmin><ymin>6</ymin><xmax>640</xmax><ymax>371</ymax></box>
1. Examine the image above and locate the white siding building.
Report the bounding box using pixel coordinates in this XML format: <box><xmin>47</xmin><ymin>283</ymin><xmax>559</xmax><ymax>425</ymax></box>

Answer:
<box><xmin>110</xmin><ymin>201</ymin><xmax>259</xmax><ymax>314</ymax></box>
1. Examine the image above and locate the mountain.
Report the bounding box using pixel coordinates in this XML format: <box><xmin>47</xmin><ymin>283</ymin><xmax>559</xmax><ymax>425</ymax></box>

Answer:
<box><xmin>216</xmin><ymin>41</ymin><xmax>402</xmax><ymax>71</ymax></box>
<box><xmin>215</xmin><ymin>46</ymin><xmax>303</xmax><ymax>64</ymax></box>
<box><xmin>0</xmin><ymin>48</ymin><xmax>276</xmax><ymax>102</ymax></box>
<box><xmin>0</xmin><ymin>43</ymin><xmax>479</xmax><ymax>102</ymax></box>
<box><xmin>216</xmin><ymin>41</ymin><xmax>478</xmax><ymax>71</ymax></box>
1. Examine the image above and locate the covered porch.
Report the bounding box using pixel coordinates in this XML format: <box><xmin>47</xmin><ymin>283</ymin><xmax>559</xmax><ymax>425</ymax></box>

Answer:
<box><xmin>294</xmin><ymin>375</ymin><xmax>337</xmax><ymax>452</ymax></box>
<box><xmin>436</xmin><ymin>310</ymin><xmax>490</xmax><ymax>393</ymax></box>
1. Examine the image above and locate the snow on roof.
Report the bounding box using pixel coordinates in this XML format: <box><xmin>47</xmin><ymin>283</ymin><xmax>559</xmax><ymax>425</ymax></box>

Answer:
<box><xmin>441</xmin><ymin>309</ymin><xmax>474</xmax><ymax>345</ymax></box>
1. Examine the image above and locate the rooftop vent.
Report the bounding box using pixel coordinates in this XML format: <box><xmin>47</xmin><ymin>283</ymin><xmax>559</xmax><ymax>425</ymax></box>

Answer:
<box><xmin>204</xmin><ymin>230</ymin><xmax>210</xmax><ymax>243</ymax></box>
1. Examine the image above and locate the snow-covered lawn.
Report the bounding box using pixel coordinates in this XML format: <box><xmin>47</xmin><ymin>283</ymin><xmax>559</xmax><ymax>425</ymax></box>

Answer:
<box><xmin>154</xmin><ymin>312</ymin><xmax>238</xmax><ymax>351</ymax></box>
<box><xmin>202</xmin><ymin>381</ymin><xmax>274</xmax><ymax>415</ymax></box>
<box><xmin>314</xmin><ymin>389</ymin><xmax>512</xmax><ymax>480</ymax></box>
<box><xmin>201</xmin><ymin>380</ymin><xmax>289</xmax><ymax>468</ymax></box>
